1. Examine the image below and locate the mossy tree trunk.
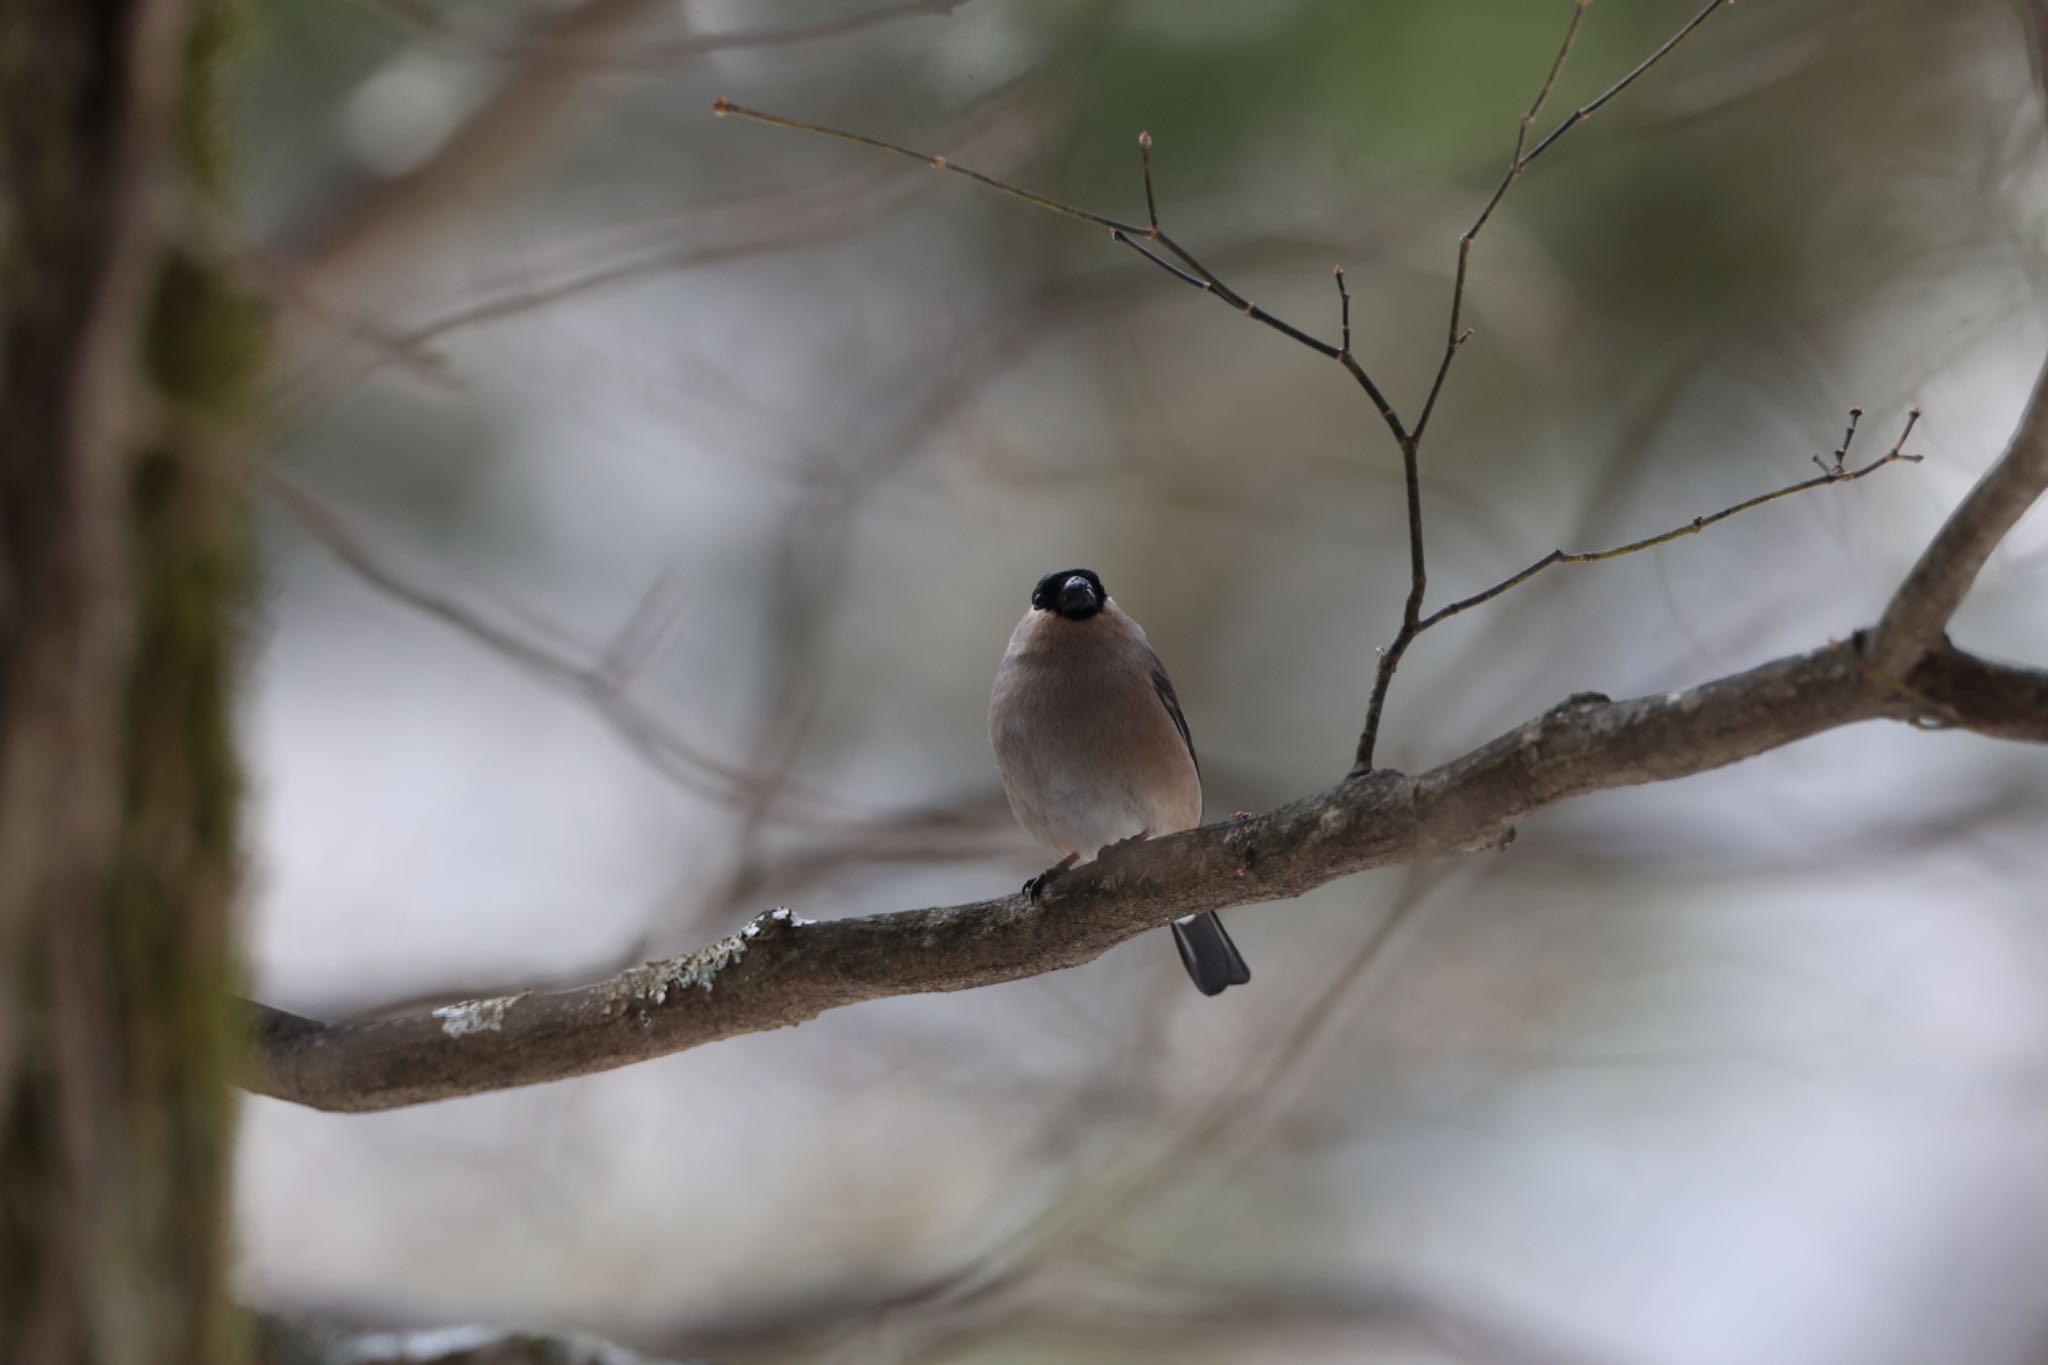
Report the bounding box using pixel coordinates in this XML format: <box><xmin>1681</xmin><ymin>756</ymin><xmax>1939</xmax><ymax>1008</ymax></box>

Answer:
<box><xmin>0</xmin><ymin>2</ymin><xmax>259</xmax><ymax>1363</ymax></box>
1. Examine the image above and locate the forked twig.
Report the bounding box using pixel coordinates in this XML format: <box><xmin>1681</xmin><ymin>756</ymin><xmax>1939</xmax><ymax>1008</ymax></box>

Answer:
<box><xmin>1413</xmin><ymin>0</ymin><xmax>1728</xmax><ymax>443</ymax></box>
<box><xmin>1413</xmin><ymin>0</ymin><xmax>1589</xmax><ymax>443</ymax></box>
<box><xmin>712</xmin><ymin>99</ymin><xmax>1408</xmax><ymax>441</ymax></box>
<box><xmin>1419</xmin><ymin>410</ymin><xmax>1925</xmax><ymax>631</ymax></box>
<box><xmin>1354</xmin><ymin>0</ymin><xmax>1734</xmax><ymax>769</ymax></box>
<box><xmin>716</xmin><ymin>0</ymin><xmax>1798</xmax><ymax>777</ymax></box>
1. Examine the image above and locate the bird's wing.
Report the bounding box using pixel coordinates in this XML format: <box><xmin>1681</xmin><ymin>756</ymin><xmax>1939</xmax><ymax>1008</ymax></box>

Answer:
<box><xmin>1149</xmin><ymin>657</ymin><xmax>1198</xmax><ymax>775</ymax></box>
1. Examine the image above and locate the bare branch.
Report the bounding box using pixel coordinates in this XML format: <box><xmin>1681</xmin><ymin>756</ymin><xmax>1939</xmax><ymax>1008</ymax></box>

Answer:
<box><xmin>266</xmin><ymin>78</ymin><xmax>1066</xmax><ymax>423</ymax></box>
<box><xmin>1354</xmin><ymin>435</ymin><xmax>1432</xmax><ymax>771</ymax></box>
<box><xmin>360</xmin><ymin>0</ymin><xmax>962</xmax><ymax>69</ymax></box>
<box><xmin>1356</xmin><ymin>0</ymin><xmax>1734</xmax><ymax>770</ymax></box>
<box><xmin>283</xmin><ymin>0</ymin><xmax>974</xmax><ymax>298</ymax></box>
<box><xmin>239</xmin><ymin>639</ymin><xmax>2047</xmax><ymax>1114</ymax></box>
<box><xmin>713</xmin><ymin>98</ymin><xmax>1134</xmax><ymax>232</ymax></box>
<box><xmin>1413</xmin><ymin>0</ymin><xmax>1727</xmax><ymax>443</ymax></box>
<box><xmin>258</xmin><ymin>468</ymin><xmax>847</xmax><ymax>814</ymax></box>
<box><xmin>1137</xmin><ymin>128</ymin><xmax>1160</xmax><ymax>230</ymax></box>
<box><xmin>710</xmin><ymin>3</ymin><xmax>1735</xmax><ymax>779</ymax></box>
<box><xmin>1413</xmin><ymin>0</ymin><xmax>1586</xmax><ymax>443</ymax></box>
<box><xmin>1333</xmin><ymin>264</ymin><xmax>1351</xmax><ymax>356</ymax></box>
<box><xmin>947</xmin><ymin>870</ymin><xmax>1447</xmax><ymax>1303</ymax></box>
<box><xmin>283</xmin><ymin>0</ymin><xmax>668</xmax><ymax>296</ymax></box>
<box><xmin>712</xmin><ymin>101</ymin><xmax>1410</xmax><ymax>443</ymax></box>
<box><xmin>1871</xmin><ymin>354</ymin><xmax>2048</xmax><ymax>672</ymax></box>
<box><xmin>1419</xmin><ymin>410</ymin><xmax>1922</xmax><ymax>631</ymax></box>
<box><xmin>1519</xmin><ymin>0</ymin><xmax>1732</xmax><ymax>171</ymax></box>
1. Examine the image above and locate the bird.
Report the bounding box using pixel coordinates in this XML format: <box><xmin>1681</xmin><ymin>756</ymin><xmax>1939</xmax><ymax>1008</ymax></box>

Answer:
<box><xmin>988</xmin><ymin>567</ymin><xmax>1251</xmax><ymax>997</ymax></box>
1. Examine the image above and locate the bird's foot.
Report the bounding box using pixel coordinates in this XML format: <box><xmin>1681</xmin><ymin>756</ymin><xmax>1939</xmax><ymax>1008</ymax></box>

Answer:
<box><xmin>1024</xmin><ymin>852</ymin><xmax>1079</xmax><ymax>903</ymax></box>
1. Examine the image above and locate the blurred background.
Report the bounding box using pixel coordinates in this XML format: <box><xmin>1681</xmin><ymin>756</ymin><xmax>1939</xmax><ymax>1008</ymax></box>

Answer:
<box><xmin>235</xmin><ymin>1</ymin><xmax>2048</xmax><ymax>1361</ymax></box>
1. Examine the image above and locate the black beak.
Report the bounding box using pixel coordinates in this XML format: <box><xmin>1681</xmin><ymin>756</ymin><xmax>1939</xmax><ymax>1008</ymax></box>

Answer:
<box><xmin>1055</xmin><ymin>575</ymin><xmax>1101</xmax><ymax>616</ymax></box>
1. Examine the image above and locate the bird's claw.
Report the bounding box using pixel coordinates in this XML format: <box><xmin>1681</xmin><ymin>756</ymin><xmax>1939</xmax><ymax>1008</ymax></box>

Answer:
<box><xmin>1024</xmin><ymin>854</ymin><xmax>1077</xmax><ymax>902</ymax></box>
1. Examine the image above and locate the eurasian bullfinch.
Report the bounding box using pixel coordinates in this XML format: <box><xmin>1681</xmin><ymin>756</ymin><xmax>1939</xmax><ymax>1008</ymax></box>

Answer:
<box><xmin>988</xmin><ymin>568</ymin><xmax>1251</xmax><ymax>996</ymax></box>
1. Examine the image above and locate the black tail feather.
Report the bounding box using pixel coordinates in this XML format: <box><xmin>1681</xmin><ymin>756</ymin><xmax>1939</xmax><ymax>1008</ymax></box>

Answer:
<box><xmin>1171</xmin><ymin>912</ymin><xmax>1251</xmax><ymax>997</ymax></box>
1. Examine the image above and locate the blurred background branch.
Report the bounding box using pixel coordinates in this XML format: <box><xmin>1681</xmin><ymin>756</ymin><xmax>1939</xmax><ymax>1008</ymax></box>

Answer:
<box><xmin>258</xmin><ymin>465</ymin><xmax>844</xmax><ymax>811</ymax></box>
<box><xmin>275</xmin><ymin>0</ymin><xmax>971</xmax><ymax>300</ymax></box>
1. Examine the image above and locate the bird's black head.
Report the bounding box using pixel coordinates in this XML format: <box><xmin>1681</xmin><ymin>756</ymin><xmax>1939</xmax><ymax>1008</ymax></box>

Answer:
<box><xmin>1030</xmin><ymin>567</ymin><xmax>1106</xmax><ymax>621</ymax></box>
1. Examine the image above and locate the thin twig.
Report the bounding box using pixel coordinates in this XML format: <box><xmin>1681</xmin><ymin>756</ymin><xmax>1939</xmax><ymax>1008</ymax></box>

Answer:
<box><xmin>288</xmin><ymin>0</ymin><xmax>970</xmax><ymax>296</ymax></box>
<box><xmin>1353</xmin><ymin>436</ymin><xmax>1431</xmax><ymax>772</ymax></box>
<box><xmin>690</xmin><ymin>293</ymin><xmax>1089</xmax><ymax>936</ymax></box>
<box><xmin>1520</xmin><ymin>0</ymin><xmax>1732</xmax><ymax>172</ymax></box>
<box><xmin>1413</xmin><ymin>0</ymin><xmax>1724</xmax><ymax>444</ymax></box>
<box><xmin>1814</xmin><ymin>406</ymin><xmax>1865</xmax><ymax>475</ymax></box>
<box><xmin>353</xmin><ymin>0</ymin><xmax>964</xmax><ymax>70</ymax></box>
<box><xmin>1357</xmin><ymin>0</ymin><xmax>1733</xmax><ymax>769</ymax></box>
<box><xmin>720</xmin><ymin>0</ymin><xmax>1738</xmax><ymax>775</ymax></box>
<box><xmin>268</xmin><ymin>80</ymin><xmax>1064</xmax><ymax>430</ymax></box>
<box><xmin>258</xmin><ymin>468</ymin><xmax>850</xmax><ymax>815</ymax></box>
<box><xmin>1011</xmin><ymin>875</ymin><xmax>1442</xmax><ymax>1265</ymax></box>
<box><xmin>602</xmin><ymin>563</ymin><xmax>690</xmax><ymax>685</ymax></box>
<box><xmin>1411</xmin><ymin>0</ymin><xmax>1588</xmax><ymax>444</ymax></box>
<box><xmin>1110</xmin><ymin>229</ymin><xmax>1206</xmax><ymax>289</ymax></box>
<box><xmin>1333</xmin><ymin>266</ymin><xmax>1351</xmax><ymax>357</ymax></box>
<box><xmin>881</xmin><ymin>871</ymin><xmax>1450</xmax><ymax>1347</ymax></box>
<box><xmin>1418</xmin><ymin>410</ymin><xmax>1924</xmax><ymax>632</ymax></box>
<box><xmin>715</xmin><ymin>99</ymin><xmax>1131</xmax><ymax>232</ymax></box>
<box><xmin>713</xmin><ymin>101</ymin><xmax>1410</xmax><ymax>444</ymax></box>
<box><xmin>1137</xmin><ymin>130</ymin><xmax>1160</xmax><ymax>233</ymax></box>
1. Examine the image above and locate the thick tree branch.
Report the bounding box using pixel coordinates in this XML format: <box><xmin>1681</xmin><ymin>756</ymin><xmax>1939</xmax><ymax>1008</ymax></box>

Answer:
<box><xmin>240</xmin><ymin>640</ymin><xmax>2046</xmax><ymax>1114</ymax></box>
<box><xmin>1871</xmin><ymin>352</ymin><xmax>2048</xmax><ymax>672</ymax></box>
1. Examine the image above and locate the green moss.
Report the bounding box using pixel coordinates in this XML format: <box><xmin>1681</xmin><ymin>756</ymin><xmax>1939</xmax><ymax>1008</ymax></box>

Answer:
<box><xmin>107</xmin><ymin>337</ymin><xmax>254</xmax><ymax>1364</ymax></box>
<box><xmin>143</xmin><ymin>250</ymin><xmax>269</xmax><ymax>424</ymax></box>
<box><xmin>117</xmin><ymin>5</ymin><xmax>263</xmax><ymax>1362</ymax></box>
<box><xmin>181</xmin><ymin>0</ymin><xmax>253</xmax><ymax>202</ymax></box>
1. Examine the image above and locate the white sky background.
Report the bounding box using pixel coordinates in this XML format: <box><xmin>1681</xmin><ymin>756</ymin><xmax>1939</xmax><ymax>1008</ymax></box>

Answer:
<box><xmin>236</xmin><ymin>2</ymin><xmax>2048</xmax><ymax>1361</ymax></box>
